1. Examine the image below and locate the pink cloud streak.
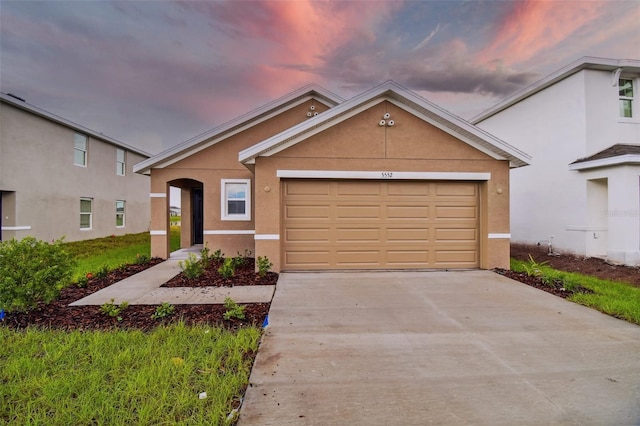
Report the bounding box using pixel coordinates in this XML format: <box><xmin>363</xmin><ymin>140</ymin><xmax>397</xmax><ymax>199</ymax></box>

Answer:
<box><xmin>478</xmin><ymin>0</ymin><xmax>606</xmax><ymax>65</ymax></box>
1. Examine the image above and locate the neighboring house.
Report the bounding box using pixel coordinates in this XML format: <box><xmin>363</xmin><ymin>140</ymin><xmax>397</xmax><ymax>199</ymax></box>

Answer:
<box><xmin>473</xmin><ymin>57</ymin><xmax>640</xmax><ymax>266</ymax></box>
<box><xmin>134</xmin><ymin>81</ymin><xmax>530</xmax><ymax>272</ymax></box>
<box><xmin>169</xmin><ymin>206</ymin><xmax>181</xmax><ymax>217</ymax></box>
<box><xmin>0</xmin><ymin>93</ymin><xmax>152</xmax><ymax>242</ymax></box>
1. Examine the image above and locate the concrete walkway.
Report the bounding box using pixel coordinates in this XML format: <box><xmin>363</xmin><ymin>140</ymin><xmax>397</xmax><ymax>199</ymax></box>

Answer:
<box><xmin>239</xmin><ymin>270</ymin><xmax>640</xmax><ymax>425</ymax></box>
<box><xmin>70</xmin><ymin>247</ymin><xmax>275</xmax><ymax>306</ymax></box>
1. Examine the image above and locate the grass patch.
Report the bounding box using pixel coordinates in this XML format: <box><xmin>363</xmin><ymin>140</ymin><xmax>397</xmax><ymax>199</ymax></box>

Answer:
<box><xmin>65</xmin><ymin>228</ymin><xmax>181</xmax><ymax>280</ymax></box>
<box><xmin>1</xmin><ymin>323</ymin><xmax>261</xmax><ymax>425</ymax></box>
<box><xmin>511</xmin><ymin>259</ymin><xmax>640</xmax><ymax>325</ymax></box>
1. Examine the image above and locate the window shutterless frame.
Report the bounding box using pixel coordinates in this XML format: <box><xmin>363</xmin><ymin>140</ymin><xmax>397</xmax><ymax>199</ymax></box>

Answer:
<box><xmin>74</xmin><ymin>133</ymin><xmax>88</xmax><ymax>166</ymax></box>
<box><xmin>220</xmin><ymin>179</ymin><xmax>251</xmax><ymax>221</ymax></box>
<box><xmin>619</xmin><ymin>78</ymin><xmax>634</xmax><ymax>118</ymax></box>
<box><xmin>116</xmin><ymin>200</ymin><xmax>125</xmax><ymax>227</ymax></box>
<box><xmin>80</xmin><ymin>198</ymin><xmax>92</xmax><ymax>229</ymax></box>
<box><xmin>116</xmin><ymin>149</ymin><xmax>126</xmax><ymax>176</ymax></box>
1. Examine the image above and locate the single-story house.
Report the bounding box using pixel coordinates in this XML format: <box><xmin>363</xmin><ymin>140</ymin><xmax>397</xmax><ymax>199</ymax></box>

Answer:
<box><xmin>134</xmin><ymin>81</ymin><xmax>530</xmax><ymax>272</ymax></box>
<box><xmin>473</xmin><ymin>57</ymin><xmax>640</xmax><ymax>266</ymax></box>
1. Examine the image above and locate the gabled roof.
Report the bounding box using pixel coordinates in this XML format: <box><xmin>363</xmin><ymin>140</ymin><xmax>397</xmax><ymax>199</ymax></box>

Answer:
<box><xmin>569</xmin><ymin>144</ymin><xmax>640</xmax><ymax>171</ymax></box>
<box><xmin>472</xmin><ymin>57</ymin><xmax>640</xmax><ymax>124</ymax></box>
<box><xmin>0</xmin><ymin>92</ymin><xmax>151</xmax><ymax>158</ymax></box>
<box><xmin>239</xmin><ymin>80</ymin><xmax>531</xmax><ymax>168</ymax></box>
<box><xmin>134</xmin><ymin>84</ymin><xmax>344</xmax><ymax>175</ymax></box>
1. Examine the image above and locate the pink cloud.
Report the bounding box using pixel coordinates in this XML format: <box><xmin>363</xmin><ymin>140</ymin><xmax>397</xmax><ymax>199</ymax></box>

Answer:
<box><xmin>478</xmin><ymin>0</ymin><xmax>606</xmax><ymax>65</ymax></box>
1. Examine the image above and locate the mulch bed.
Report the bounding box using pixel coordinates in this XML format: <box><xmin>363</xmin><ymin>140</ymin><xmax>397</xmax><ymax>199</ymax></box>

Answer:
<box><xmin>497</xmin><ymin>243</ymin><xmax>640</xmax><ymax>298</ymax></box>
<box><xmin>2</xmin><ymin>257</ymin><xmax>273</xmax><ymax>332</ymax></box>
<box><xmin>162</xmin><ymin>258</ymin><xmax>278</xmax><ymax>288</ymax></box>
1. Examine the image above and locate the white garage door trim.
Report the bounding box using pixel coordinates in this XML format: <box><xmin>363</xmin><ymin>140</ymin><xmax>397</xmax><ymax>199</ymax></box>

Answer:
<box><xmin>277</xmin><ymin>170</ymin><xmax>491</xmax><ymax>181</ymax></box>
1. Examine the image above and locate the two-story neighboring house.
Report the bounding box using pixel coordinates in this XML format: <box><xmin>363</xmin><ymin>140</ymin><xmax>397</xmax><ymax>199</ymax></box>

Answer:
<box><xmin>473</xmin><ymin>57</ymin><xmax>640</xmax><ymax>266</ymax></box>
<box><xmin>0</xmin><ymin>93</ymin><xmax>152</xmax><ymax>242</ymax></box>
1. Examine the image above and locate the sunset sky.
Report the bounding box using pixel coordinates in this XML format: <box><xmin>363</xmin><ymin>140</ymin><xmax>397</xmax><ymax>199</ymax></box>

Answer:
<box><xmin>1</xmin><ymin>0</ymin><xmax>639</xmax><ymax>155</ymax></box>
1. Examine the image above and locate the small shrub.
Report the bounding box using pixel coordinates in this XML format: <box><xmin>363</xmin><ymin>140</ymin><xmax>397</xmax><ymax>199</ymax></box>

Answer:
<box><xmin>100</xmin><ymin>299</ymin><xmax>129</xmax><ymax>321</ymax></box>
<box><xmin>179</xmin><ymin>253</ymin><xmax>204</xmax><ymax>279</ymax></box>
<box><xmin>522</xmin><ymin>255</ymin><xmax>548</xmax><ymax>277</ymax></box>
<box><xmin>151</xmin><ymin>302</ymin><xmax>176</xmax><ymax>320</ymax></box>
<box><xmin>75</xmin><ymin>276</ymin><xmax>90</xmax><ymax>288</ymax></box>
<box><xmin>0</xmin><ymin>237</ymin><xmax>76</xmax><ymax>313</ymax></box>
<box><xmin>135</xmin><ymin>253</ymin><xmax>150</xmax><ymax>265</ymax></box>
<box><xmin>223</xmin><ymin>297</ymin><xmax>245</xmax><ymax>320</ymax></box>
<box><xmin>232</xmin><ymin>249</ymin><xmax>252</xmax><ymax>268</ymax></box>
<box><xmin>212</xmin><ymin>249</ymin><xmax>224</xmax><ymax>262</ymax></box>
<box><xmin>200</xmin><ymin>244</ymin><xmax>211</xmax><ymax>269</ymax></box>
<box><xmin>218</xmin><ymin>258</ymin><xmax>235</xmax><ymax>279</ymax></box>
<box><xmin>96</xmin><ymin>264</ymin><xmax>110</xmax><ymax>279</ymax></box>
<box><xmin>257</xmin><ymin>256</ymin><xmax>273</xmax><ymax>278</ymax></box>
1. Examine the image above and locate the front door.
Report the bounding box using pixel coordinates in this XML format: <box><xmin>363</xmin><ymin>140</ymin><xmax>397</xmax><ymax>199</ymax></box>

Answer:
<box><xmin>192</xmin><ymin>187</ymin><xmax>203</xmax><ymax>245</ymax></box>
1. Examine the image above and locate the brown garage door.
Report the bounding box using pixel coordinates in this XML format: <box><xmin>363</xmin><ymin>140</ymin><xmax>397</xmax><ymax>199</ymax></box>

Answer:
<box><xmin>282</xmin><ymin>180</ymin><xmax>479</xmax><ymax>270</ymax></box>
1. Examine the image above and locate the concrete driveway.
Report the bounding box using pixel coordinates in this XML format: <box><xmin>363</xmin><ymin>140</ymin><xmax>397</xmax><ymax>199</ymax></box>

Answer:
<box><xmin>239</xmin><ymin>270</ymin><xmax>640</xmax><ymax>425</ymax></box>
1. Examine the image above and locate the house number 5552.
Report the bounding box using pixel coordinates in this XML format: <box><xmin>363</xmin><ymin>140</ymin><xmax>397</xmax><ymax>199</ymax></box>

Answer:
<box><xmin>381</xmin><ymin>172</ymin><xmax>393</xmax><ymax>178</ymax></box>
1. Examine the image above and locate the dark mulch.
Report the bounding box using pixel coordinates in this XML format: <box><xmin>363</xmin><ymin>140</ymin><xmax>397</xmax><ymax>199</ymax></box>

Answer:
<box><xmin>511</xmin><ymin>243</ymin><xmax>640</xmax><ymax>288</ymax></box>
<box><xmin>162</xmin><ymin>258</ymin><xmax>278</xmax><ymax>288</ymax></box>
<box><xmin>494</xmin><ymin>268</ymin><xmax>593</xmax><ymax>299</ymax></box>
<box><xmin>2</xmin><ymin>257</ymin><xmax>273</xmax><ymax>332</ymax></box>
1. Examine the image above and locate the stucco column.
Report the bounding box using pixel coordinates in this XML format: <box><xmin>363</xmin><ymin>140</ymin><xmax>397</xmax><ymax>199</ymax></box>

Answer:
<box><xmin>150</xmin><ymin>182</ymin><xmax>170</xmax><ymax>259</ymax></box>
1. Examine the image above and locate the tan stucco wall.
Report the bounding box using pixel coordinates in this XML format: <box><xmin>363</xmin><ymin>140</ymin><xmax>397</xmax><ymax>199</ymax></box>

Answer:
<box><xmin>148</xmin><ymin>99</ymin><xmax>511</xmax><ymax>270</ymax></box>
<box><xmin>254</xmin><ymin>101</ymin><xmax>511</xmax><ymax>271</ymax></box>
<box><xmin>148</xmin><ymin>99</ymin><xmax>328</xmax><ymax>258</ymax></box>
<box><xmin>0</xmin><ymin>102</ymin><xmax>150</xmax><ymax>242</ymax></box>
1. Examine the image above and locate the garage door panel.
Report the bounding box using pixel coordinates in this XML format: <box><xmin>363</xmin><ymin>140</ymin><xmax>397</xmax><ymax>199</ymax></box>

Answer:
<box><xmin>336</xmin><ymin>205</ymin><xmax>380</xmax><ymax>219</ymax></box>
<box><xmin>386</xmin><ymin>205</ymin><xmax>430</xmax><ymax>219</ymax></box>
<box><xmin>285</xmin><ymin>180</ymin><xmax>331</xmax><ymax>196</ymax></box>
<box><xmin>435</xmin><ymin>205</ymin><xmax>477</xmax><ymax>219</ymax></box>
<box><xmin>336</xmin><ymin>250</ymin><xmax>381</xmax><ymax>265</ymax></box>
<box><xmin>282</xmin><ymin>180</ymin><xmax>479</xmax><ymax>270</ymax></box>
<box><xmin>436</xmin><ymin>182</ymin><xmax>477</xmax><ymax>196</ymax></box>
<box><xmin>285</xmin><ymin>251</ymin><xmax>331</xmax><ymax>266</ymax></box>
<box><xmin>285</xmin><ymin>228</ymin><xmax>331</xmax><ymax>242</ymax></box>
<box><xmin>336</xmin><ymin>227</ymin><xmax>380</xmax><ymax>242</ymax></box>
<box><xmin>435</xmin><ymin>228</ymin><xmax>477</xmax><ymax>242</ymax></box>
<box><xmin>386</xmin><ymin>228</ymin><xmax>430</xmax><ymax>242</ymax></box>
<box><xmin>337</xmin><ymin>181</ymin><xmax>381</xmax><ymax>196</ymax></box>
<box><xmin>285</xmin><ymin>205</ymin><xmax>331</xmax><ymax>220</ymax></box>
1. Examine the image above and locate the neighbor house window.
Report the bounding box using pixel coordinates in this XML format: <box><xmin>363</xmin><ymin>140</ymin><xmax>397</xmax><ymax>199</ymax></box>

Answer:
<box><xmin>221</xmin><ymin>179</ymin><xmax>251</xmax><ymax>220</ymax></box>
<box><xmin>80</xmin><ymin>198</ymin><xmax>92</xmax><ymax>229</ymax></box>
<box><xmin>74</xmin><ymin>133</ymin><xmax>88</xmax><ymax>166</ymax></box>
<box><xmin>116</xmin><ymin>200</ymin><xmax>125</xmax><ymax>227</ymax></box>
<box><xmin>619</xmin><ymin>78</ymin><xmax>634</xmax><ymax>118</ymax></box>
<box><xmin>116</xmin><ymin>149</ymin><xmax>126</xmax><ymax>176</ymax></box>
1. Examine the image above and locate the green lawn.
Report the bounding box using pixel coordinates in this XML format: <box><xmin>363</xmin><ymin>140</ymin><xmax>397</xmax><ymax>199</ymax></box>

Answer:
<box><xmin>511</xmin><ymin>258</ymin><xmax>640</xmax><ymax>325</ymax></box>
<box><xmin>65</xmin><ymin>227</ymin><xmax>181</xmax><ymax>280</ymax></box>
<box><xmin>1</xmin><ymin>323</ymin><xmax>261</xmax><ymax>425</ymax></box>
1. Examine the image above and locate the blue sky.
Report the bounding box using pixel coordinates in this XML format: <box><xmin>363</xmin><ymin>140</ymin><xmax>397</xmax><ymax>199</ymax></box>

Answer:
<box><xmin>1</xmin><ymin>0</ymin><xmax>639</xmax><ymax>155</ymax></box>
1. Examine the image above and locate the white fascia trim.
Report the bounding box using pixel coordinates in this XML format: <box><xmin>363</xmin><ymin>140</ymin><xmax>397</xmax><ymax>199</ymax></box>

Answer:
<box><xmin>150</xmin><ymin>230</ymin><xmax>167</xmax><ymax>235</ymax></box>
<box><xmin>255</xmin><ymin>234</ymin><xmax>280</xmax><ymax>240</ymax></box>
<box><xmin>204</xmin><ymin>230</ymin><xmax>256</xmax><ymax>235</ymax></box>
<box><xmin>277</xmin><ymin>170</ymin><xmax>491</xmax><ymax>181</ymax></box>
<box><xmin>150</xmin><ymin>193</ymin><xmax>167</xmax><ymax>198</ymax></box>
<box><xmin>569</xmin><ymin>154</ymin><xmax>640</xmax><ymax>171</ymax></box>
<box><xmin>488</xmin><ymin>233</ymin><xmax>511</xmax><ymax>239</ymax></box>
<box><xmin>1</xmin><ymin>226</ymin><xmax>31</xmax><ymax>231</ymax></box>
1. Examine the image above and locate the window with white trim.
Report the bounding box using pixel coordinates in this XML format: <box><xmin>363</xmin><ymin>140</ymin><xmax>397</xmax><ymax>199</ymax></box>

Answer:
<box><xmin>116</xmin><ymin>200</ymin><xmax>125</xmax><ymax>227</ymax></box>
<box><xmin>221</xmin><ymin>179</ymin><xmax>251</xmax><ymax>220</ymax></box>
<box><xmin>74</xmin><ymin>133</ymin><xmax>88</xmax><ymax>166</ymax></box>
<box><xmin>116</xmin><ymin>149</ymin><xmax>126</xmax><ymax>176</ymax></box>
<box><xmin>80</xmin><ymin>198</ymin><xmax>92</xmax><ymax>229</ymax></box>
<box><xmin>619</xmin><ymin>78</ymin><xmax>634</xmax><ymax>118</ymax></box>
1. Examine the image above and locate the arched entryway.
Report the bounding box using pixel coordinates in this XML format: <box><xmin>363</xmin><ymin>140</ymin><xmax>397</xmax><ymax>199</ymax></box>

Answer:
<box><xmin>168</xmin><ymin>178</ymin><xmax>204</xmax><ymax>250</ymax></box>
